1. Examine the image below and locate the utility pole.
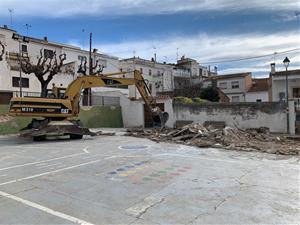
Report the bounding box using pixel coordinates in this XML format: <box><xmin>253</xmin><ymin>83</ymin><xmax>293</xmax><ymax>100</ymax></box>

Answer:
<box><xmin>88</xmin><ymin>32</ymin><xmax>93</xmax><ymax>105</ymax></box>
<box><xmin>89</xmin><ymin>32</ymin><xmax>92</xmax><ymax>75</ymax></box>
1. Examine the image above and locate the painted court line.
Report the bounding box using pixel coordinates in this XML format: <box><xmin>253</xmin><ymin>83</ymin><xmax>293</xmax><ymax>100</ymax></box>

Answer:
<box><xmin>36</xmin><ymin>162</ymin><xmax>63</xmax><ymax>169</ymax></box>
<box><xmin>0</xmin><ymin>190</ymin><xmax>94</xmax><ymax>225</ymax></box>
<box><xmin>0</xmin><ymin>158</ymin><xmax>105</xmax><ymax>187</ymax></box>
<box><xmin>0</xmin><ymin>152</ymin><xmax>87</xmax><ymax>172</ymax></box>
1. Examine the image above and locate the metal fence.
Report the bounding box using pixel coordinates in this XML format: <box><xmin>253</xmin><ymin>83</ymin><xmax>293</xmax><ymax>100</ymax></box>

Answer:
<box><xmin>13</xmin><ymin>91</ymin><xmax>41</xmax><ymax>97</ymax></box>
<box><xmin>90</xmin><ymin>95</ymin><xmax>120</xmax><ymax>107</ymax></box>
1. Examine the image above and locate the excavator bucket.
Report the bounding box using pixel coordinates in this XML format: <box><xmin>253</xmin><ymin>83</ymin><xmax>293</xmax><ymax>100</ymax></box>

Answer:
<box><xmin>153</xmin><ymin>112</ymin><xmax>169</xmax><ymax>128</ymax></box>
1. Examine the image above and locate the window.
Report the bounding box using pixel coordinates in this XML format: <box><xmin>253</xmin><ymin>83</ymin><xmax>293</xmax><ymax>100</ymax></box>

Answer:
<box><xmin>293</xmin><ymin>88</ymin><xmax>300</xmax><ymax>98</ymax></box>
<box><xmin>12</xmin><ymin>77</ymin><xmax>29</xmax><ymax>88</ymax></box>
<box><xmin>149</xmin><ymin>69</ymin><xmax>152</xmax><ymax>76</ymax></box>
<box><xmin>231</xmin><ymin>81</ymin><xmax>239</xmax><ymax>89</ymax></box>
<box><xmin>44</xmin><ymin>49</ymin><xmax>54</xmax><ymax>59</ymax></box>
<box><xmin>279</xmin><ymin>92</ymin><xmax>285</xmax><ymax>102</ymax></box>
<box><xmin>256</xmin><ymin>99</ymin><xmax>262</xmax><ymax>102</ymax></box>
<box><xmin>78</xmin><ymin>55</ymin><xmax>87</xmax><ymax>62</ymax></box>
<box><xmin>140</xmin><ymin>68</ymin><xmax>143</xmax><ymax>74</ymax></box>
<box><xmin>219</xmin><ymin>82</ymin><xmax>227</xmax><ymax>89</ymax></box>
<box><xmin>231</xmin><ymin>96</ymin><xmax>240</xmax><ymax>102</ymax></box>
<box><xmin>21</xmin><ymin>45</ymin><xmax>27</xmax><ymax>53</ymax></box>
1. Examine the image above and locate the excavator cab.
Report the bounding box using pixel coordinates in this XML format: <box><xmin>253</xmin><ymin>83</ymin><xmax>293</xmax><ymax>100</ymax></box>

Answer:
<box><xmin>47</xmin><ymin>87</ymin><xmax>66</xmax><ymax>99</ymax></box>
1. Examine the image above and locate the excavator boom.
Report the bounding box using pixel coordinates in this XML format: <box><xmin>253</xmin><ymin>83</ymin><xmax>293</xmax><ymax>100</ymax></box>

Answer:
<box><xmin>9</xmin><ymin>70</ymin><xmax>169</xmax><ymax>140</ymax></box>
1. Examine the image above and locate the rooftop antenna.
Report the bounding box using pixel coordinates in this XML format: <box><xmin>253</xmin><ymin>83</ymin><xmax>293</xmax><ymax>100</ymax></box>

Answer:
<box><xmin>25</xmin><ymin>24</ymin><xmax>32</xmax><ymax>36</ymax></box>
<box><xmin>133</xmin><ymin>50</ymin><xmax>136</xmax><ymax>57</ymax></box>
<box><xmin>153</xmin><ymin>46</ymin><xmax>157</xmax><ymax>62</ymax></box>
<box><xmin>8</xmin><ymin>8</ymin><xmax>14</xmax><ymax>28</ymax></box>
<box><xmin>176</xmin><ymin>48</ymin><xmax>179</xmax><ymax>61</ymax></box>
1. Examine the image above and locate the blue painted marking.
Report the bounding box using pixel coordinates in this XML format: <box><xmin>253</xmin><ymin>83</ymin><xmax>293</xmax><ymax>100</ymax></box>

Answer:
<box><xmin>108</xmin><ymin>171</ymin><xmax>117</xmax><ymax>175</ymax></box>
<box><xmin>125</xmin><ymin>165</ymin><xmax>135</xmax><ymax>168</ymax></box>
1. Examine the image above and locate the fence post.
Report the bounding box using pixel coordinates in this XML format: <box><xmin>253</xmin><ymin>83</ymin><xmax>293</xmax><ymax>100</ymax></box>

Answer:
<box><xmin>288</xmin><ymin>100</ymin><xmax>296</xmax><ymax>135</ymax></box>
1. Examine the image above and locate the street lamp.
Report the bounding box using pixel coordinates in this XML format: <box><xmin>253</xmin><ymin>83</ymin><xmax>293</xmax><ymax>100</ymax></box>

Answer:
<box><xmin>12</xmin><ymin>33</ymin><xmax>29</xmax><ymax>97</ymax></box>
<box><xmin>283</xmin><ymin>56</ymin><xmax>290</xmax><ymax>133</ymax></box>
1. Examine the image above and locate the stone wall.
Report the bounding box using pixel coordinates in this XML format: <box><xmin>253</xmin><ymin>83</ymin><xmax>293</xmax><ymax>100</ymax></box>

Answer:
<box><xmin>172</xmin><ymin>102</ymin><xmax>287</xmax><ymax>133</ymax></box>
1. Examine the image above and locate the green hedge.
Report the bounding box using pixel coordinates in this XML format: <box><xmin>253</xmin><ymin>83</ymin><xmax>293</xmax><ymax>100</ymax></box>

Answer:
<box><xmin>174</xmin><ymin>96</ymin><xmax>208</xmax><ymax>104</ymax></box>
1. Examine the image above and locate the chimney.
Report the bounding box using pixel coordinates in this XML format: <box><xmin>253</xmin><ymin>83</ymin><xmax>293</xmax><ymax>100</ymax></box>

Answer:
<box><xmin>3</xmin><ymin>25</ymin><xmax>8</xmax><ymax>29</ymax></box>
<box><xmin>270</xmin><ymin>63</ymin><xmax>275</xmax><ymax>74</ymax></box>
<box><xmin>43</xmin><ymin>36</ymin><xmax>48</xmax><ymax>42</ymax></box>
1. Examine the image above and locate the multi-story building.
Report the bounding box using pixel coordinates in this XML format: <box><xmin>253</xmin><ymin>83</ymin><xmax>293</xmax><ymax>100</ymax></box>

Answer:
<box><xmin>269</xmin><ymin>63</ymin><xmax>300</xmax><ymax>102</ymax></box>
<box><xmin>173</xmin><ymin>56</ymin><xmax>209</xmax><ymax>89</ymax></box>
<box><xmin>203</xmin><ymin>72</ymin><xmax>253</xmax><ymax>102</ymax></box>
<box><xmin>119</xmin><ymin>57</ymin><xmax>174</xmax><ymax>98</ymax></box>
<box><xmin>0</xmin><ymin>25</ymin><xmax>119</xmax><ymax>104</ymax></box>
<box><xmin>269</xmin><ymin>64</ymin><xmax>300</xmax><ymax>133</ymax></box>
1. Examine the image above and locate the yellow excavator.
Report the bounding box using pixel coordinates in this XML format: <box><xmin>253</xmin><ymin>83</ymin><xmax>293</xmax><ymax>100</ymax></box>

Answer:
<box><xmin>9</xmin><ymin>70</ymin><xmax>169</xmax><ymax>141</ymax></box>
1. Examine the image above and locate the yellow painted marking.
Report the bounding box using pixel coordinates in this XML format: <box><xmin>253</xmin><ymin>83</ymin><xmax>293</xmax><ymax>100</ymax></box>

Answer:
<box><xmin>119</xmin><ymin>173</ymin><xmax>128</xmax><ymax>177</ymax></box>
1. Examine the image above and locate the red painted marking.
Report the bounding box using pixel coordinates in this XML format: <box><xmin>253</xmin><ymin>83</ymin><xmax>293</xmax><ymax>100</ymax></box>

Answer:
<box><xmin>183</xmin><ymin>166</ymin><xmax>192</xmax><ymax>169</ymax></box>
<box><xmin>170</xmin><ymin>173</ymin><xmax>181</xmax><ymax>176</ymax></box>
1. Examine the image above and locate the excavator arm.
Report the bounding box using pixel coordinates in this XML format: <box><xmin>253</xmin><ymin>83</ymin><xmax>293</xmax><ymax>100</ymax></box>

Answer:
<box><xmin>9</xmin><ymin>70</ymin><xmax>169</xmax><ymax>130</ymax></box>
<box><xmin>64</xmin><ymin>70</ymin><xmax>169</xmax><ymax>127</ymax></box>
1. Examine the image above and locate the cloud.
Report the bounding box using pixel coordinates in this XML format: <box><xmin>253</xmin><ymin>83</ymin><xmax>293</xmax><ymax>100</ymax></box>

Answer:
<box><xmin>91</xmin><ymin>31</ymin><xmax>300</xmax><ymax>75</ymax></box>
<box><xmin>0</xmin><ymin>0</ymin><xmax>299</xmax><ymax>18</ymax></box>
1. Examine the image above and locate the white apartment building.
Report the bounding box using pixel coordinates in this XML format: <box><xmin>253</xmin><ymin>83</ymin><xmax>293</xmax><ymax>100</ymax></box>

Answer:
<box><xmin>203</xmin><ymin>72</ymin><xmax>252</xmax><ymax>102</ymax></box>
<box><xmin>119</xmin><ymin>57</ymin><xmax>174</xmax><ymax>98</ymax></box>
<box><xmin>0</xmin><ymin>26</ymin><xmax>119</xmax><ymax>103</ymax></box>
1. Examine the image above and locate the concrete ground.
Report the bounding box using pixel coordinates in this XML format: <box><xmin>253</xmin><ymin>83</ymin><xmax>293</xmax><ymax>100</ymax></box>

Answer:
<box><xmin>0</xmin><ymin>133</ymin><xmax>299</xmax><ymax>225</ymax></box>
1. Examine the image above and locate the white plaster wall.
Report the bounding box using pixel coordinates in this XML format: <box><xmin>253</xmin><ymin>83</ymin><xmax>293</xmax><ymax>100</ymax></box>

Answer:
<box><xmin>272</xmin><ymin>75</ymin><xmax>300</xmax><ymax>101</ymax></box>
<box><xmin>245</xmin><ymin>91</ymin><xmax>269</xmax><ymax>102</ymax></box>
<box><xmin>173</xmin><ymin>103</ymin><xmax>287</xmax><ymax>133</ymax></box>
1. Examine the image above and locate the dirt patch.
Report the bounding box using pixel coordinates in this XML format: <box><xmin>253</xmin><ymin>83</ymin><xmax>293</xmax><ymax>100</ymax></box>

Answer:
<box><xmin>126</xmin><ymin>123</ymin><xmax>300</xmax><ymax>155</ymax></box>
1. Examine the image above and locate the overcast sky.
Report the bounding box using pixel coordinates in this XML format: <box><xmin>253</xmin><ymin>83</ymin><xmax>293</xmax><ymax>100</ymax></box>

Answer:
<box><xmin>0</xmin><ymin>0</ymin><xmax>299</xmax><ymax>76</ymax></box>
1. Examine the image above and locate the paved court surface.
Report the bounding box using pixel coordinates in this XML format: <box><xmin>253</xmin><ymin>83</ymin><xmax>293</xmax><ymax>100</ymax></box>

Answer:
<box><xmin>0</xmin><ymin>134</ymin><xmax>299</xmax><ymax>224</ymax></box>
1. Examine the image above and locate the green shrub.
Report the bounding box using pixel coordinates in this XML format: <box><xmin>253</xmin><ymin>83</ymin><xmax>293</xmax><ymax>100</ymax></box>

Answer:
<box><xmin>192</xmin><ymin>97</ymin><xmax>207</xmax><ymax>103</ymax></box>
<box><xmin>174</xmin><ymin>96</ymin><xmax>193</xmax><ymax>104</ymax></box>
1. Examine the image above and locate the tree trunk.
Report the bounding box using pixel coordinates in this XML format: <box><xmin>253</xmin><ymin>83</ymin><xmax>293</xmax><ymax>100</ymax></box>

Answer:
<box><xmin>40</xmin><ymin>81</ymin><xmax>49</xmax><ymax>97</ymax></box>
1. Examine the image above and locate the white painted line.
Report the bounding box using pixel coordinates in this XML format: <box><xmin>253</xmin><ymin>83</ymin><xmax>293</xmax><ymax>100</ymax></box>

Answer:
<box><xmin>0</xmin><ymin>190</ymin><xmax>94</xmax><ymax>225</ymax></box>
<box><xmin>0</xmin><ymin>158</ymin><xmax>104</xmax><ymax>186</ymax></box>
<box><xmin>36</xmin><ymin>162</ymin><xmax>62</xmax><ymax>169</ymax></box>
<box><xmin>0</xmin><ymin>152</ymin><xmax>87</xmax><ymax>172</ymax></box>
<box><xmin>83</xmin><ymin>146</ymin><xmax>89</xmax><ymax>154</ymax></box>
<box><xmin>0</xmin><ymin>174</ymin><xmax>7</xmax><ymax>177</ymax></box>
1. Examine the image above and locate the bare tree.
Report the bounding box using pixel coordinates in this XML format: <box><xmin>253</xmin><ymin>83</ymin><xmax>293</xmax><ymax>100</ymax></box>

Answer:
<box><xmin>77</xmin><ymin>58</ymin><xmax>105</xmax><ymax>75</ymax></box>
<box><xmin>21</xmin><ymin>49</ymin><xmax>66</xmax><ymax>97</ymax></box>
<box><xmin>0</xmin><ymin>41</ymin><xmax>5</xmax><ymax>61</ymax></box>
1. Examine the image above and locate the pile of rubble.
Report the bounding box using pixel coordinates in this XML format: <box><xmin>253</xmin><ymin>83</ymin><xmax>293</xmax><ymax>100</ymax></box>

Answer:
<box><xmin>126</xmin><ymin>123</ymin><xmax>299</xmax><ymax>155</ymax></box>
